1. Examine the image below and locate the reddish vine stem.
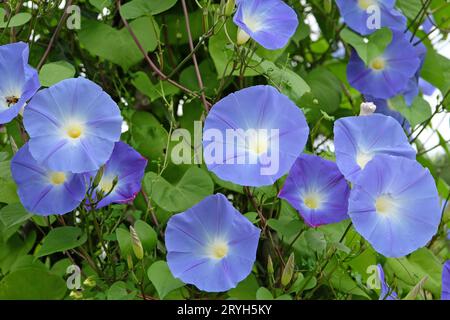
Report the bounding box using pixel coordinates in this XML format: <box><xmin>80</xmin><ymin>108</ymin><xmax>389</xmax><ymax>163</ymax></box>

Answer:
<box><xmin>180</xmin><ymin>0</ymin><xmax>210</xmax><ymax>112</ymax></box>
<box><xmin>117</xmin><ymin>0</ymin><xmax>206</xmax><ymax>103</ymax></box>
<box><xmin>37</xmin><ymin>0</ymin><xmax>74</xmax><ymax>70</ymax></box>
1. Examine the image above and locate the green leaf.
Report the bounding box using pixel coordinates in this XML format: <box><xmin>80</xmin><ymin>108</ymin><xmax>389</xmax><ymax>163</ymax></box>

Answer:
<box><xmin>421</xmin><ymin>45</ymin><xmax>450</xmax><ymax>95</ymax></box>
<box><xmin>257</xmin><ymin>59</ymin><xmax>310</xmax><ymax>102</ymax></box>
<box><xmin>340</xmin><ymin>27</ymin><xmax>393</xmax><ymax>65</ymax></box>
<box><xmin>147</xmin><ymin>261</ymin><xmax>184</xmax><ymax>299</ymax></box>
<box><xmin>131</xmin><ymin>71</ymin><xmax>179</xmax><ymax>102</ymax></box>
<box><xmin>89</xmin><ymin>0</ymin><xmax>112</xmax><ymax>11</ymax></box>
<box><xmin>299</xmin><ymin>66</ymin><xmax>342</xmax><ymax>115</ymax></box>
<box><xmin>39</xmin><ymin>61</ymin><xmax>76</xmax><ymax>87</ymax></box>
<box><xmin>256</xmin><ymin>287</ymin><xmax>274</xmax><ymax>300</ymax></box>
<box><xmin>396</xmin><ymin>0</ymin><xmax>423</xmax><ymax>20</ymax></box>
<box><xmin>0</xmin><ymin>267</ymin><xmax>66</xmax><ymax>299</ymax></box>
<box><xmin>116</xmin><ymin>227</ymin><xmax>133</xmax><ymax>258</ymax></box>
<box><xmin>107</xmin><ymin>281</ymin><xmax>137</xmax><ymax>300</ymax></box>
<box><xmin>144</xmin><ymin>166</ymin><xmax>214</xmax><ymax>212</ymax></box>
<box><xmin>130</xmin><ymin>110</ymin><xmax>168</xmax><ymax>161</ymax></box>
<box><xmin>0</xmin><ymin>203</ymin><xmax>31</xmax><ymax>229</ymax></box>
<box><xmin>120</xmin><ymin>0</ymin><xmax>178</xmax><ymax>19</ymax></box>
<box><xmin>36</xmin><ymin>227</ymin><xmax>87</xmax><ymax>258</ymax></box>
<box><xmin>227</xmin><ymin>274</ymin><xmax>259</xmax><ymax>299</ymax></box>
<box><xmin>389</xmin><ymin>95</ymin><xmax>432</xmax><ymax>127</ymax></box>
<box><xmin>0</xmin><ymin>9</ymin><xmax>32</xmax><ymax>28</ymax></box>
<box><xmin>403</xmin><ymin>276</ymin><xmax>428</xmax><ymax>300</ymax></box>
<box><xmin>133</xmin><ymin>220</ymin><xmax>157</xmax><ymax>253</ymax></box>
<box><xmin>78</xmin><ymin>17</ymin><xmax>159</xmax><ymax>70</ymax></box>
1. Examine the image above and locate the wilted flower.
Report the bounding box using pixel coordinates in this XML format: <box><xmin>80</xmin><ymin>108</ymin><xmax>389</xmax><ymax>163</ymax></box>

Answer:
<box><xmin>23</xmin><ymin>77</ymin><xmax>123</xmax><ymax>173</ymax></box>
<box><xmin>233</xmin><ymin>0</ymin><xmax>298</xmax><ymax>50</ymax></box>
<box><xmin>376</xmin><ymin>264</ymin><xmax>398</xmax><ymax>300</ymax></box>
<box><xmin>0</xmin><ymin>42</ymin><xmax>40</xmax><ymax>124</ymax></box>
<box><xmin>165</xmin><ymin>193</ymin><xmax>261</xmax><ymax>292</ymax></box>
<box><xmin>278</xmin><ymin>154</ymin><xmax>350</xmax><ymax>227</ymax></box>
<box><xmin>11</xmin><ymin>143</ymin><xmax>86</xmax><ymax>215</ymax></box>
<box><xmin>443</xmin><ymin>261</ymin><xmax>450</xmax><ymax>300</ymax></box>
<box><xmin>335</xmin><ymin>0</ymin><xmax>406</xmax><ymax>35</ymax></box>
<box><xmin>348</xmin><ymin>154</ymin><xmax>441</xmax><ymax>257</ymax></box>
<box><xmin>347</xmin><ymin>32</ymin><xmax>421</xmax><ymax>100</ymax></box>
<box><xmin>203</xmin><ymin>85</ymin><xmax>309</xmax><ymax>187</ymax></box>
<box><xmin>92</xmin><ymin>142</ymin><xmax>147</xmax><ymax>209</ymax></box>
<box><xmin>334</xmin><ymin>114</ymin><xmax>415</xmax><ymax>182</ymax></box>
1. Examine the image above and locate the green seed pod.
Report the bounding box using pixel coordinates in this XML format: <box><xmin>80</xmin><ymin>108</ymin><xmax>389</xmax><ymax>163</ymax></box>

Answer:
<box><xmin>267</xmin><ymin>255</ymin><xmax>274</xmax><ymax>275</ymax></box>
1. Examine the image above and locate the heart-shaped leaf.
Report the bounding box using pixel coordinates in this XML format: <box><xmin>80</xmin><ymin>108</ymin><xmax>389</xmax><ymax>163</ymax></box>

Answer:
<box><xmin>0</xmin><ymin>9</ymin><xmax>32</xmax><ymax>28</ymax></box>
<box><xmin>120</xmin><ymin>0</ymin><xmax>178</xmax><ymax>19</ymax></box>
<box><xmin>39</xmin><ymin>61</ymin><xmax>76</xmax><ymax>87</ymax></box>
<box><xmin>143</xmin><ymin>166</ymin><xmax>214</xmax><ymax>212</ymax></box>
<box><xmin>36</xmin><ymin>227</ymin><xmax>87</xmax><ymax>258</ymax></box>
<box><xmin>147</xmin><ymin>261</ymin><xmax>184</xmax><ymax>299</ymax></box>
<box><xmin>78</xmin><ymin>17</ymin><xmax>159</xmax><ymax>70</ymax></box>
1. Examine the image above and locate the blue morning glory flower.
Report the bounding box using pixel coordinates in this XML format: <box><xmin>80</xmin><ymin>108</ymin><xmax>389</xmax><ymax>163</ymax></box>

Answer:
<box><xmin>203</xmin><ymin>85</ymin><xmax>309</xmax><ymax>187</ymax></box>
<box><xmin>335</xmin><ymin>0</ymin><xmax>406</xmax><ymax>35</ymax></box>
<box><xmin>0</xmin><ymin>42</ymin><xmax>39</xmax><ymax>124</ymax></box>
<box><xmin>92</xmin><ymin>142</ymin><xmax>147</xmax><ymax>209</ymax></box>
<box><xmin>347</xmin><ymin>32</ymin><xmax>421</xmax><ymax>99</ymax></box>
<box><xmin>11</xmin><ymin>143</ymin><xmax>86</xmax><ymax>215</ymax></box>
<box><xmin>23</xmin><ymin>77</ymin><xmax>123</xmax><ymax>173</ymax></box>
<box><xmin>165</xmin><ymin>193</ymin><xmax>261</xmax><ymax>292</ymax></box>
<box><xmin>443</xmin><ymin>261</ymin><xmax>450</xmax><ymax>300</ymax></box>
<box><xmin>233</xmin><ymin>0</ymin><xmax>298</xmax><ymax>50</ymax></box>
<box><xmin>334</xmin><ymin>114</ymin><xmax>416</xmax><ymax>182</ymax></box>
<box><xmin>365</xmin><ymin>96</ymin><xmax>410</xmax><ymax>131</ymax></box>
<box><xmin>348</xmin><ymin>154</ymin><xmax>441</xmax><ymax>257</ymax></box>
<box><xmin>278</xmin><ymin>154</ymin><xmax>350</xmax><ymax>227</ymax></box>
<box><xmin>377</xmin><ymin>264</ymin><xmax>398</xmax><ymax>300</ymax></box>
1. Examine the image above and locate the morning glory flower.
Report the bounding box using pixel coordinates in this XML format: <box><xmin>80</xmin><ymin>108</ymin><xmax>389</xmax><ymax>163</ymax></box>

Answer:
<box><xmin>233</xmin><ymin>0</ymin><xmax>298</xmax><ymax>50</ymax></box>
<box><xmin>348</xmin><ymin>154</ymin><xmax>441</xmax><ymax>257</ymax></box>
<box><xmin>278</xmin><ymin>154</ymin><xmax>350</xmax><ymax>227</ymax></box>
<box><xmin>11</xmin><ymin>143</ymin><xmax>86</xmax><ymax>215</ymax></box>
<box><xmin>443</xmin><ymin>261</ymin><xmax>450</xmax><ymax>300</ymax></box>
<box><xmin>334</xmin><ymin>114</ymin><xmax>416</xmax><ymax>182</ymax></box>
<box><xmin>0</xmin><ymin>42</ymin><xmax>40</xmax><ymax>124</ymax></box>
<box><xmin>203</xmin><ymin>85</ymin><xmax>309</xmax><ymax>187</ymax></box>
<box><xmin>92</xmin><ymin>142</ymin><xmax>147</xmax><ymax>209</ymax></box>
<box><xmin>376</xmin><ymin>264</ymin><xmax>398</xmax><ymax>300</ymax></box>
<box><xmin>165</xmin><ymin>193</ymin><xmax>261</xmax><ymax>292</ymax></box>
<box><xmin>365</xmin><ymin>96</ymin><xmax>410</xmax><ymax>131</ymax></box>
<box><xmin>23</xmin><ymin>77</ymin><xmax>123</xmax><ymax>173</ymax></box>
<box><xmin>335</xmin><ymin>0</ymin><xmax>406</xmax><ymax>35</ymax></box>
<box><xmin>347</xmin><ymin>32</ymin><xmax>421</xmax><ymax>99</ymax></box>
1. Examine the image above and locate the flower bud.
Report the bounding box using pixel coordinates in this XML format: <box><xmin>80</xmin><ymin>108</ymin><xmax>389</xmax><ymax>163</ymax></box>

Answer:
<box><xmin>127</xmin><ymin>254</ymin><xmax>134</xmax><ymax>269</ymax></box>
<box><xmin>359</xmin><ymin>102</ymin><xmax>377</xmax><ymax>116</ymax></box>
<box><xmin>267</xmin><ymin>255</ymin><xmax>274</xmax><ymax>275</ymax></box>
<box><xmin>281</xmin><ymin>253</ymin><xmax>295</xmax><ymax>287</ymax></box>
<box><xmin>130</xmin><ymin>226</ymin><xmax>144</xmax><ymax>260</ymax></box>
<box><xmin>324</xmin><ymin>0</ymin><xmax>332</xmax><ymax>14</ymax></box>
<box><xmin>69</xmin><ymin>290</ymin><xmax>83</xmax><ymax>300</ymax></box>
<box><xmin>225</xmin><ymin>0</ymin><xmax>235</xmax><ymax>16</ymax></box>
<box><xmin>237</xmin><ymin>28</ymin><xmax>251</xmax><ymax>46</ymax></box>
<box><xmin>83</xmin><ymin>276</ymin><xmax>96</xmax><ymax>288</ymax></box>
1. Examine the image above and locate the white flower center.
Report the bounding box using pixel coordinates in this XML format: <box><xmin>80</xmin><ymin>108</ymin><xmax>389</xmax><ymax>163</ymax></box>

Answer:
<box><xmin>209</xmin><ymin>240</ymin><xmax>229</xmax><ymax>260</ymax></box>
<box><xmin>65</xmin><ymin>122</ymin><xmax>85</xmax><ymax>140</ymax></box>
<box><xmin>247</xmin><ymin>131</ymin><xmax>269</xmax><ymax>155</ymax></box>
<box><xmin>303</xmin><ymin>191</ymin><xmax>323</xmax><ymax>210</ymax></box>
<box><xmin>375</xmin><ymin>195</ymin><xmax>395</xmax><ymax>215</ymax></box>
<box><xmin>358</xmin><ymin>0</ymin><xmax>376</xmax><ymax>10</ymax></box>
<box><xmin>356</xmin><ymin>152</ymin><xmax>373</xmax><ymax>170</ymax></box>
<box><xmin>370</xmin><ymin>57</ymin><xmax>386</xmax><ymax>71</ymax></box>
<box><xmin>49</xmin><ymin>172</ymin><xmax>66</xmax><ymax>185</ymax></box>
<box><xmin>99</xmin><ymin>177</ymin><xmax>115</xmax><ymax>193</ymax></box>
<box><xmin>243</xmin><ymin>14</ymin><xmax>263</xmax><ymax>32</ymax></box>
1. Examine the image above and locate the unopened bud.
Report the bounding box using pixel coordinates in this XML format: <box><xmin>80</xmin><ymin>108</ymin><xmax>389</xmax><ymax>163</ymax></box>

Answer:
<box><xmin>92</xmin><ymin>166</ymin><xmax>105</xmax><ymax>189</ymax></box>
<box><xmin>281</xmin><ymin>253</ymin><xmax>295</xmax><ymax>287</ymax></box>
<box><xmin>126</xmin><ymin>254</ymin><xmax>134</xmax><ymax>269</ymax></box>
<box><xmin>237</xmin><ymin>28</ymin><xmax>250</xmax><ymax>46</ymax></box>
<box><xmin>360</xmin><ymin>102</ymin><xmax>377</xmax><ymax>116</ymax></box>
<box><xmin>324</xmin><ymin>0</ymin><xmax>332</xmax><ymax>14</ymax></box>
<box><xmin>69</xmin><ymin>290</ymin><xmax>83</xmax><ymax>300</ymax></box>
<box><xmin>83</xmin><ymin>276</ymin><xmax>96</xmax><ymax>288</ymax></box>
<box><xmin>130</xmin><ymin>226</ymin><xmax>144</xmax><ymax>260</ymax></box>
<box><xmin>224</xmin><ymin>0</ymin><xmax>235</xmax><ymax>16</ymax></box>
<box><xmin>267</xmin><ymin>255</ymin><xmax>274</xmax><ymax>275</ymax></box>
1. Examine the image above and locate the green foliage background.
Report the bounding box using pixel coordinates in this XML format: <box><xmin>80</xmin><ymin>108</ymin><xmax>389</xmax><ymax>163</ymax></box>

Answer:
<box><xmin>0</xmin><ymin>0</ymin><xmax>449</xmax><ymax>300</ymax></box>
